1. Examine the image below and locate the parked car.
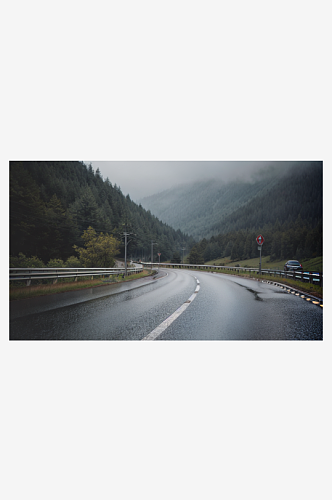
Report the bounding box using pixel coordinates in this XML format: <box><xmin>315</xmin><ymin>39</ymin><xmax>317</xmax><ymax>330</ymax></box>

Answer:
<box><xmin>284</xmin><ymin>260</ymin><xmax>303</xmax><ymax>272</ymax></box>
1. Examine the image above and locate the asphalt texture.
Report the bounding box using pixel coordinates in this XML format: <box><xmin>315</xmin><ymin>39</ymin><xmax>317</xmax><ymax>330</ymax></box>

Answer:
<box><xmin>9</xmin><ymin>269</ymin><xmax>323</xmax><ymax>340</ymax></box>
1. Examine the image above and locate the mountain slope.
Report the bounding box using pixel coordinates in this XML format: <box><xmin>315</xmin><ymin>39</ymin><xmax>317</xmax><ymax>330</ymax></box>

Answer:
<box><xmin>211</xmin><ymin>161</ymin><xmax>322</xmax><ymax>234</ymax></box>
<box><xmin>140</xmin><ymin>162</ymin><xmax>322</xmax><ymax>239</ymax></box>
<box><xmin>10</xmin><ymin>161</ymin><xmax>194</xmax><ymax>263</ymax></box>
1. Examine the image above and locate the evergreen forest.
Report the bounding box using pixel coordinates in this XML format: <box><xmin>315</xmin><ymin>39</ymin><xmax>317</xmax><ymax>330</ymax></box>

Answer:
<box><xmin>10</xmin><ymin>161</ymin><xmax>195</xmax><ymax>266</ymax></box>
<box><xmin>187</xmin><ymin>162</ymin><xmax>323</xmax><ymax>264</ymax></box>
<box><xmin>141</xmin><ymin>162</ymin><xmax>323</xmax><ymax>241</ymax></box>
<box><xmin>9</xmin><ymin>161</ymin><xmax>323</xmax><ymax>269</ymax></box>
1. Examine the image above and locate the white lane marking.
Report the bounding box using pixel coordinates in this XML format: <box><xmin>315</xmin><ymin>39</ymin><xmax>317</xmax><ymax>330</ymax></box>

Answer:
<box><xmin>153</xmin><ymin>272</ymin><xmax>169</xmax><ymax>280</ymax></box>
<box><xmin>141</xmin><ymin>277</ymin><xmax>200</xmax><ymax>341</ymax></box>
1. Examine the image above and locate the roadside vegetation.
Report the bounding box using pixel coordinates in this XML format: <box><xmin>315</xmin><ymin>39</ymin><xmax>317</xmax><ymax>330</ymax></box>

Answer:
<box><xmin>172</xmin><ymin>254</ymin><xmax>323</xmax><ymax>299</ymax></box>
<box><xmin>10</xmin><ymin>161</ymin><xmax>322</xmax><ymax>302</ymax></box>
<box><xmin>10</xmin><ymin>161</ymin><xmax>194</xmax><ymax>264</ymax></box>
<box><xmin>10</xmin><ymin>270</ymin><xmax>154</xmax><ymax>301</ymax></box>
<box><xmin>204</xmin><ymin>255</ymin><xmax>323</xmax><ymax>273</ymax></box>
<box><xmin>207</xmin><ymin>268</ymin><xmax>323</xmax><ymax>299</ymax></box>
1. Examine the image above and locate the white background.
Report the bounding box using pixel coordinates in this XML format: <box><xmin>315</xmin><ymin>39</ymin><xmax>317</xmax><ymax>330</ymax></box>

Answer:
<box><xmin>2</xmin><ymin>1</ymin><xmax>330</xmax><ymax>499</ymax></box>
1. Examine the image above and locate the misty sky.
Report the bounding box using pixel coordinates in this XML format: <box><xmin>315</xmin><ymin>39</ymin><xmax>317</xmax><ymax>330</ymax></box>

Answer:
<box><xmin>87</xmin><ymin>161</ymin><xmax>289</xmax><ymax>202</ymax></box>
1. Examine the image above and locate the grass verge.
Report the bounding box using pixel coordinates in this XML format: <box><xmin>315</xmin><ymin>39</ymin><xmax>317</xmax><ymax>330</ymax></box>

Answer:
<box><xmin>205</xmin><ymin>268</ymin><xmax>323</xmax><ymax>299</ymax></box>
<box><xmin>205</xmin><ymin>255</ymin><xmax>323</xmax><ymax>273</ymax></box>
<box><xmin>10</xmin><ymin>270</ymin><xmax>154</xmax><ymax>301</ymax></box>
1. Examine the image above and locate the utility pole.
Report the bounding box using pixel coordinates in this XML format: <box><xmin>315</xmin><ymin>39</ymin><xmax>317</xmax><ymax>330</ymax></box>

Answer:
<box><xmin>124</xmin><ymin>232</ymin><xmax>129</xmax><ymax>276</ymax></box>
<box><xmin>123</xmin><ymin>232</ymin><xmax>135</xmax><ymax>276</ymax></box>
<box><xmin>151</xmin><ymin>240</ymin><xmax>157</xmax><ymax>270</ymax></box>
<box><xmin>178</xmin><ymin>244</ymin><xmax>186</xmax><ymax>264</ymax></box>
<box><xmin>181</xmin><ymin>246</ymin><xmax>185</xmax><ymax>265</ymax></box>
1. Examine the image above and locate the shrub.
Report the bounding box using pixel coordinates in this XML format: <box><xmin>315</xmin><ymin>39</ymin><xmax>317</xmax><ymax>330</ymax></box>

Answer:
<box><xmin>10</xmin><ymin>253</ymin><xmax>45</xmax><ymax>268</ymax></box>
<box><xmin>46</xmin><ymin>258</ymin><xmax>64</xmax><ymax>268</ymax></box>
<box><xmin>64</xmin><ymin>256</ymin><xmax>81</xmax><ymax>268</ymax></box>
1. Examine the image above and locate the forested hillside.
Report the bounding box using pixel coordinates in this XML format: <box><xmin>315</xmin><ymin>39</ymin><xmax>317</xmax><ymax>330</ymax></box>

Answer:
<box><xmin>210</xmin><ymin>161</ymin><xmax>322</xmax><ymax>235</ymax></box>
<box><xmin>188</xmin><ymin>215</ymin><xmax>322</xmax><ymax>265</ymax></box>
<box><xmin>139</xmin><ymin>163</ymin><xmax>291</xmax><ymax>239</ymax></box>
<box><xmin>140</xmin><ymin>162</ymin><xmax>322</xmax><ymax>241</ymax></box>
<box><xmin>10</xmin><ymin>161</ymin><xmax>195</xmax><ymax>265</ymax></box>
<box><xmin>187</xmin><ymin>162</ymin><xmax>323</xmax><ymax>264</ymax></box>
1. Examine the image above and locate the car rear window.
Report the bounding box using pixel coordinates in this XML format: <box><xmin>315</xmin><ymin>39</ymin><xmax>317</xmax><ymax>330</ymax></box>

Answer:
<box><xmin>289</xmin><ymin>261</ymin><xmax>300</xmax><ymax>265</ymax></box>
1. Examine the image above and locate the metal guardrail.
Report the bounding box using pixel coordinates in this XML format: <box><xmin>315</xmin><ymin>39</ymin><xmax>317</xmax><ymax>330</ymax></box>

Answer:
<box><xmin>9</xmin><ymin>267</ymin><xmax>142</xmax><ymax>286</ymax></box>
<box><xmin>140</xmin><ymin>262</ymin><xmax>323</xmax><ymax>287</ymax></box>
<box><xmin>260</xmin><ymin>269</ymin><xmax>322</xmax><ymax>286</ymax></box>
<box><xmin>10</xmin><ymin>263</ymin><xmax>322</xmax><ymax>288</ymax></box>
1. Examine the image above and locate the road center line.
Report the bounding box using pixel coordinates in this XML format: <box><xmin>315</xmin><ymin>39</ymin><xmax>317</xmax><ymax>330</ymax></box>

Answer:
<box><xmin>141</xmin><ymin>277</ymin><xmax>200</xmax><ymax>341</ymax></box>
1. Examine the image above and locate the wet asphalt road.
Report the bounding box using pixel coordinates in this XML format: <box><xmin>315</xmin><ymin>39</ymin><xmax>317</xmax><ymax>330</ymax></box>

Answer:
<box><xmin>10</xmin><ymin>269</ymin><xmax>323</xmax><ymax>340</ymax></box>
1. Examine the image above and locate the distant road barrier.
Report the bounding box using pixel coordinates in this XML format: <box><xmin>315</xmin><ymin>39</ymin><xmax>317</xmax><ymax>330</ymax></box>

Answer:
<box><xmin>140</xmin><ymin>262</ymin><xmax>323</xmax><ymax>287</ymax></box>
<box><xmin>9</xmin><ymin>267</ymin><xmax>143</xmax><ymax>286</ymax></box>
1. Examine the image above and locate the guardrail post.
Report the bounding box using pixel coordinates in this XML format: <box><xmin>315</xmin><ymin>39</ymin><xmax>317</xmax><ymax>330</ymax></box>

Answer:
<box><xmin>27</xmin><ymin>279</ymin><xmax>31</xmax><ymax>287</ymax></box>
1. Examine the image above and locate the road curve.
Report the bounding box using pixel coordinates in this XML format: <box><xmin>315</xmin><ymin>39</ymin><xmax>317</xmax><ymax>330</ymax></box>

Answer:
<box><xmin>10</xmin><ymin>269</ymin><xmax>195</xmax><ymax>340</ymax></box>
<box><xmin>155</xmin><ymin>270</ymin><xmax>323</xmax><ymax>340</ymax></box>
<box><xmin>10</xmin><ymin>268</ymin><xmax>322</xmax><ymax>340</ymax></box>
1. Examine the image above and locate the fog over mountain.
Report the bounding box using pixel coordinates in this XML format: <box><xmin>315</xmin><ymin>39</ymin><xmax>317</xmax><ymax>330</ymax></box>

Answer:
<box><xmin>138</xmin><ymin>161</ymin><xmax>321</xmax><ymax>240</ymax></box>
<box><xmin>88</xmin><ymin>161</ymin><xmax>293</xmax><ymax>201</ymax></box>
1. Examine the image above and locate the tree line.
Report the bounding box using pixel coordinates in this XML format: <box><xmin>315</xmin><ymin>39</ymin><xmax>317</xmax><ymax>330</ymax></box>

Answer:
<box><xmin>187</xmin><ymin>162</ymin><xmax>323</xmax><ymax>265</ymax></box>
<box><xmin>210</xmin><ymin>162</ymin><xmax>322</xmax><ymax>235</ymax></box>
<box><xmin>9</xmin><ymin>161</ymin><xmax>323</xmax><ymax>268</ymax></box>
<box><xmin>10</xmin><ymin>161</ymin><xmax>195</xmax><ymax>266</ymax></box>
<box><xmin>140</xmin><ymin>162</ymin><xmax>323</xmax><ymax>241</ymax></box>
<box><xmin>188</xmin><ymin>216</ymin><xmax>322</xmax><ymax>264</ymax></box>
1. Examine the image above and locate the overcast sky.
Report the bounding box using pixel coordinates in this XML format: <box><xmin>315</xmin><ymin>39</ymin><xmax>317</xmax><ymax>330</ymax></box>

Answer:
<box><xmin>87</xmin><ymin>161</ymin><xmax>289</xmax><ymax>202</ymax></box>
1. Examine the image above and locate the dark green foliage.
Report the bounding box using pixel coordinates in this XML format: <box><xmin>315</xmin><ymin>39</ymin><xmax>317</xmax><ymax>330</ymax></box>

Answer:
<box><xmin>10</xmin><ymin>253</ymin><xmax>45</xmax><ymax>268</ymax></box>
<box><xmin>203</xmin><ymin>240</ymin><xmax>220</xmax><ymax>262</ymax></box>
<box><xmin>210</xmin><ymin>162</ymin><xmax>322</xmax><ymax>236</ymax></box>
<box><xmin>10</xmin><ymin>161</ymin><xmax>194</xmax><ymax>264</ymax></box>
<box><xmin>64</xmin><ymin>256</ymin><xmax>81</xmax><ymax>268</ymax></box>
<box><xmin>142</xmin><ymin>161</ymin><xmax>322</xmax><ymax>264</ymax></box>
<box><xmin>46</xmin><ymin>258</ymin><xmax>65</xmax><ymax>268</ymax></box>
<box><xmin>140</xmin><ymin>162</ymin><xmax>323</xmax><ymax>244</ymax></box>
<box><xmin>171</xmin><ymin>252</ymin><xmax>181</xmax><ymax>263</ymax></box>
<box><xmin>199</xmin><ymin>217</ymin><xmax>322</xmax><ymax>264</ymax></box>
<box><xmin>188</xmin><ymin>244</ymin><xmax>205</xmax><ymax>264</ymax></box>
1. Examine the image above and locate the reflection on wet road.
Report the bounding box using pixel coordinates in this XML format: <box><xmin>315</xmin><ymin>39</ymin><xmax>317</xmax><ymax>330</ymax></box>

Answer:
<box><xmin>10</xmin><ymin>269</ymin><xmax>323</xmax><ymax>340</ymax></box>
<box><xmin>156</xmin><ymin>272</ymin><xmax>322</xmax><ymax>340</ymax></box>
<box><xmin>10</xmin><ymin>270</ymin><xmax>195</xmax><ymax>340</ymax></box>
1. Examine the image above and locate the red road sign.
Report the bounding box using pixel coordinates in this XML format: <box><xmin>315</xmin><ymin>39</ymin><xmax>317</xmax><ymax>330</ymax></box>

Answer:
<box><xmin>158</xmin><ymin>253</ymin><xmax>161</xmax><ymax>256</ymax></box>
<box><xmin>256</xmin><ymin>234</ymin><xmax>264</xmax><ymax>245</ymax></box>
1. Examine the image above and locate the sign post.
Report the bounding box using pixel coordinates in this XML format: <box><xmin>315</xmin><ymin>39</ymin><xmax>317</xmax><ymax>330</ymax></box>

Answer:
<box><xmin>256</xmin><ymin>235</ymin><xmax>264</xmax><ymax>274</ymax></box>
